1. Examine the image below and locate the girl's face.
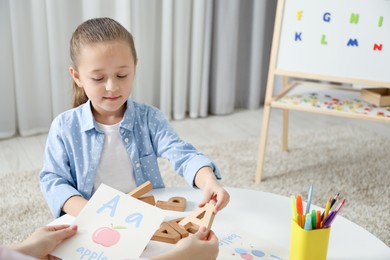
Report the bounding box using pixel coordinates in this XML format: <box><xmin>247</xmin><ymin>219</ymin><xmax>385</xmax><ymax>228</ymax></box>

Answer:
<box><xmin>70</xmin><ymin>40</ymin><xmax>136</xmax><ymax>124</ymax></box>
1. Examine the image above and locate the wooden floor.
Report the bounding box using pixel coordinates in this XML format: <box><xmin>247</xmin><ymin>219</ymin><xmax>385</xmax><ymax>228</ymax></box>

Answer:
<box><xmin>0</xmin><ymin>108</ymin><xmax>388</xmax><ymax>175</ymax></box>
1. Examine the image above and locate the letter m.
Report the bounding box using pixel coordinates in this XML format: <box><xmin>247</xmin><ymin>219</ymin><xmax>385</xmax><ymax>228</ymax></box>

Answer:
<box><xmin>347</xmin><ymin>39</ymin><xmax>359</xmax><ymax>47</ymax></box>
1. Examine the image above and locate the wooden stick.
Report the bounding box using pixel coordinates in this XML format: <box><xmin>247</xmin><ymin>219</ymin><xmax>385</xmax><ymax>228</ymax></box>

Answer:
<box><xmin>127</xmin><ymin>181</ymin><xmax>152</xmax><ymax>198</ymax></box>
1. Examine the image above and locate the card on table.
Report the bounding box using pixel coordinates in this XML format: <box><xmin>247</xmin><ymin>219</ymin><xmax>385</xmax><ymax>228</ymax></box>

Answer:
<box><xmin>52</xmin><ymin>184</ymin><xmax>165</xmax><ymax>259</ymax></box>
<box><xmin>218</xmin><ymin>231</ymin><xmax>288</xmax><ymax>260</ymax></box>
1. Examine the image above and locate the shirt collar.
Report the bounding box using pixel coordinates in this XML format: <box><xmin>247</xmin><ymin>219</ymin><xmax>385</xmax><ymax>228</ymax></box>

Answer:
<box><xmin>79</xmin><ymin>99</ymin><xmax>136</xmax><ymax>132</ymax></box>
<box><xmin>120</xmin><ymin>100</ymin><xmax>135</xmax><ymax>131</ymax></box>
<box><xmin>80</xmin><ymin>100</ymin><xmax>95</xmax><ymax>132</ymax></box>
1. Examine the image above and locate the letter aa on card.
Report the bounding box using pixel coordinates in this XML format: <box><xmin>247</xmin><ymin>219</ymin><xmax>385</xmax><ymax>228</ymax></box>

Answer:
<box><xmin>52</xmin><ymin>184</ymin><xmax>166</xmax><ymax>259</ymax></box>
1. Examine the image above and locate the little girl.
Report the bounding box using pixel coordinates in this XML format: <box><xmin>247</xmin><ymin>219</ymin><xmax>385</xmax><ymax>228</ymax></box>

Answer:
<box><xmin>39</xmin><ymin>17</ymin><xmax>229</xmax><ymax>219</ymax></box>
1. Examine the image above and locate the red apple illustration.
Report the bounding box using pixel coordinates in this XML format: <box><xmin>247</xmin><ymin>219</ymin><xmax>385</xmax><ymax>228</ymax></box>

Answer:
<box><xmin>92</xmin><ymin>226</ymin><xmax>121</xmax><ymax>247</ymax></box>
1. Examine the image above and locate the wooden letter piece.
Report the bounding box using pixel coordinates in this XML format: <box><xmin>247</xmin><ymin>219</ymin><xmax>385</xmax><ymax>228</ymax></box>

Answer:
<box><xmin>156</xmin><ymin>196</ymin><xmax>187</xmax><ymax>212</ymax></box>
<box><xmin>151</xmin><ymin>222</ymin><xmax>181</xmax><ymax>244</ymax></box>
<box><xmin>178</xmin><ymin>202</ymin><xmax>215</xmax><ymax>234</ymax></box>
<box><xmin>127</xmin><ymin>180</ymin><xmax>152</xmax><ymax>199</ymax></box>
<box><xmin>138</xmin><ymin>194</ymin><xmax>156</xmax><ymax>206</ymax></box>
<box><xmin>166</xmin><ymin>218</ymin><xmax>189</xmax><ymax>238</ymax></box>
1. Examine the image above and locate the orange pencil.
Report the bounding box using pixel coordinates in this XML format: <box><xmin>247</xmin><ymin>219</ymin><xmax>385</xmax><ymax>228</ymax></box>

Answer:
<box><xmin>316</xmin><ymin>210</ymin><xmax>321</xmax><ymax>229</ymax></box>
<box><xmin>296</xmin><ymin>194</ymin><xmax>303</xmax><ymax>228</ymax></box>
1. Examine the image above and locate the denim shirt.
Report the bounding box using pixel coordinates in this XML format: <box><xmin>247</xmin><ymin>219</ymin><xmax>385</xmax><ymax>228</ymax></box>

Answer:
<box><xmin>39</xmin><ymin>99</ymin><xmax>221</xmax><ymax>217</ymax></box>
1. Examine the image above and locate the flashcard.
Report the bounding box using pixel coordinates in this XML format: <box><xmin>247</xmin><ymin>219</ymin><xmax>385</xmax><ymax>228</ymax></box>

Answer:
<box><xmin>52</xmin><ymin>184</ymin><xmax>165</xmax><ymax>259</ymax></box>
<box><xmin>218</xmin><ymin>232</ymin><xmax>288</xmax><ymax>260</ymax></box>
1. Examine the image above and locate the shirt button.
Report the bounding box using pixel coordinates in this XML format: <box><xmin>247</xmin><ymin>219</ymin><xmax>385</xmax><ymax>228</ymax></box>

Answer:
<box><xmin>124</xmin><ymin>138</ymin><xmax>129</xmax><ymax>143</ymax></box>
<box><xmin>136</xmin><ymin>163</ymin><xmax>140</xmax><ymax>168</ymax></box>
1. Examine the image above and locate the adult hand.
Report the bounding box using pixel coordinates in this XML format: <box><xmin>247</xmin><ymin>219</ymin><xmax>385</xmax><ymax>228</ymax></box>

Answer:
<box><xmin>151</xmin><ymin>226</ymin><xmax>219</xmax><ymax>260</ymax></box>
<box><xmin>12</xmin><ymin>225</ymin><xmax>77</xmax><ymax>260</ymax></box>
<box><xmin>176</xmin><ymin>226</ymin><xmax>219</xmax><ymax>259</ymax></box>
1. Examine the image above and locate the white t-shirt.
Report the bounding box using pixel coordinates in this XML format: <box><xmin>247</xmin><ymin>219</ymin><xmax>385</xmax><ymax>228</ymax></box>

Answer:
<box><xmin>93</xmin><ymin>121</ymin><xmax>136</xmax><ymax>194</ymax></box>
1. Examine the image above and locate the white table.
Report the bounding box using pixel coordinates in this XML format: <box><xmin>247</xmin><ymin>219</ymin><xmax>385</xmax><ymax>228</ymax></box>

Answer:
<box><xmin>51</xmin><ymin>187</ymin><xmax>390</xmax><ymax>259</ymax></box>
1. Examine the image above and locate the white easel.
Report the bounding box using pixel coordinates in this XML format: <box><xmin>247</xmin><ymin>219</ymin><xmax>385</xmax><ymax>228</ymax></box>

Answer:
<box><xmin>255</xmin><ymin>0</ymin><xmax>390</xmax><ymax>183</ymax></box>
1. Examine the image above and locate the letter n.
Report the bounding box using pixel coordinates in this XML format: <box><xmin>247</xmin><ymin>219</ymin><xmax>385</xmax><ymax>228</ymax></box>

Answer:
<box><xmin>350</xmin><ymin>13</ymin><xmax>359</xmax><ymax>24</ymax></box>
<box><xmin>373</xmin><ymin>44</ymin><xmax>383</xmax><ymax>51</ymax></box>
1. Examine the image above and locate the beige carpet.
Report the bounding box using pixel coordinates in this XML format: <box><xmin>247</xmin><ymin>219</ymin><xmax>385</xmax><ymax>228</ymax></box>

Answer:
<box><xmin>1</xmin><ymin>124</ymin><xmax>389</xmax><ymax>248</ymax></box>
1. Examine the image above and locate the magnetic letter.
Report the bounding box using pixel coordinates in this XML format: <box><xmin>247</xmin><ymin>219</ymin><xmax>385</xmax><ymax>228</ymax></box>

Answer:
<box><xmin>96</xmin><ymin>195</ymin><xmax>120</xmax><ymax>217</ymax></box>
<box><xmin>378</xmin><ymin>16</ymin><xmax>383</xmax><ymax>27</ymax></box>
<box><xmin>347</xmin><ymin>39</ymin><xmax>359</xmax><ymax>47</ymax></box>
<box><xmin>323</xmin><ymin>12</ymin><xmax>331</xmax><ymax>22</ymax></box>
<box><xmin>295</xmin><ymin>32</ymin><xmax>302</xmax><ymax>41</ymax></box>
<box><xmin>350</xmin><ymin>13</ymin><xmax>359</xmax><ymax>24</ymax></box>
<box><xmin>373</xmin><ymin>43</ymin><xmax>383</xmax><ymax>51</ymax></box>
<box><xmin>321</xmin><ymin>35</ymin><xmax>328</xmax><ymax>45</ymax></box>
<box><xmin>297</xmin><ymin>10</ymin><xmax>303</xmax><ymax>21</ymax></box>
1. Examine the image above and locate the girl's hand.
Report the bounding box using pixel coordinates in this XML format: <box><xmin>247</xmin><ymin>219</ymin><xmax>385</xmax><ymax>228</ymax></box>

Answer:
<box><xmin>194</xmin><ymin>167</ymin><xmax>230</xmax><ymax>214</ymax></box>
<box><xmin>198</xmin><ymin>179</ymin><xmax>230</xmax><ymax>214</ymax></box>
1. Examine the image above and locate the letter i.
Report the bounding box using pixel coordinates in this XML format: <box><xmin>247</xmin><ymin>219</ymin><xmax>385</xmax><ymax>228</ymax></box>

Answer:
<box><xmin>378</xmin><ymin>16</ymin><xmax>383</xmax><ymax>27</ymax></box>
